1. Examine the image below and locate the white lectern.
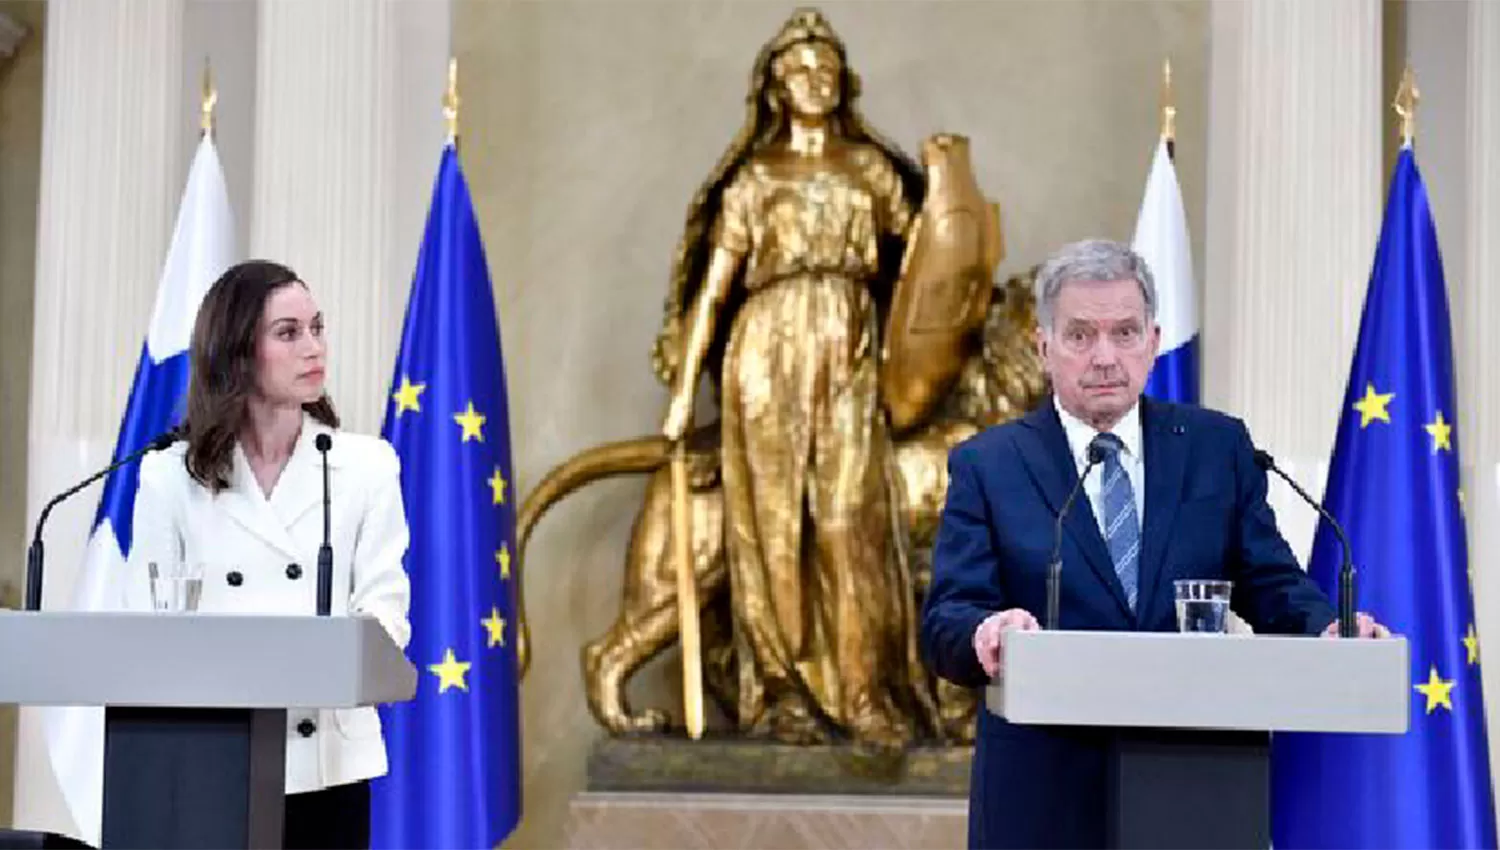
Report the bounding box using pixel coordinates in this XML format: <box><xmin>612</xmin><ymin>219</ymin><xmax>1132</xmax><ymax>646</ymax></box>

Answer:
<box><xmin>0</xmin><ymin>611</ymin><xmax>416</xmax><ymax>849</ymax></box>
<box><xmin>986</xmin><ymin>630</ymin><xmax>1410</xmax><ymax>849</ymax></box>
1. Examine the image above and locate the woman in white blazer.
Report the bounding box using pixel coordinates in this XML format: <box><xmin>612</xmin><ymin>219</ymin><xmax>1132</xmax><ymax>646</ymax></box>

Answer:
<box><xmin>127</xmin><ymin>259</ymin><xmax>412</xmax><ymax>850</ymax></box>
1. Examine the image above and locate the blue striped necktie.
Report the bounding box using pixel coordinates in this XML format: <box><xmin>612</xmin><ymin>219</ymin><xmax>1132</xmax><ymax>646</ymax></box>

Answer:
<box><xmin>1093</xmin><ymin>433</ymin><xmax>1139</xmax><ymax>611</ymax></box>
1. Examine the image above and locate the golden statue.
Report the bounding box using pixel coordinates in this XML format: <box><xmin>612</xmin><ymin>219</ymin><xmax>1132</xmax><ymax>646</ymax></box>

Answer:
<box><xmin>516</xmin><ymin>8</ymin><xmax>1046</xmax><ymax>748</ymax></box>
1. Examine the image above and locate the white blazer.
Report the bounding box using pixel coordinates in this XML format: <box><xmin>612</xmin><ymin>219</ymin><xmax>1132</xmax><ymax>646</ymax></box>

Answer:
<box><xmin>125</xmin><ymin>414</ymin><xmax>412</xmax><ymax>795</ymax></box>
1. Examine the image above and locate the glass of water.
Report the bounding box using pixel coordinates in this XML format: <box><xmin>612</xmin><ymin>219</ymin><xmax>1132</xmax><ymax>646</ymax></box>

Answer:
<box><xmin>148</xmin><ymin>561</ymin><xmax>204</xmax><ymax>613</ymax></box>
<box><xmin>1174</xmin><ymin>579</ymin><xmax>1232</xmax><ymax>633</ymax></box>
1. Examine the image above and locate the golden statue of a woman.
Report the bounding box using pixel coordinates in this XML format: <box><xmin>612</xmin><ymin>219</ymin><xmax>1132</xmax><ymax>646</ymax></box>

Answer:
<box><xmin>655</xmin><ymin>9</ymin><xmax>935</xmax><ymax>747</ymax></box>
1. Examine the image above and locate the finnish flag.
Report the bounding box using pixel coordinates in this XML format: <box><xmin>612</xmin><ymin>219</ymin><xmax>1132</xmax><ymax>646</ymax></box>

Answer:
<box><xmin>1133</xmin><ymin>137</ymin><xmax>1199</xmax><ymax>404</ymax></box>
<box><xmin>45</xmin><ymin>132</ymin><xmax>236</xmax><ymax>846</ymax></box>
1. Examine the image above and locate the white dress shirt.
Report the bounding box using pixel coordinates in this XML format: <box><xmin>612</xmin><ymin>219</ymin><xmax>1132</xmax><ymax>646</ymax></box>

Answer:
<box><xmin>1054</xmin><ymin>396</ymin><xmax>1145</xmax><ymax>537</ymax></box>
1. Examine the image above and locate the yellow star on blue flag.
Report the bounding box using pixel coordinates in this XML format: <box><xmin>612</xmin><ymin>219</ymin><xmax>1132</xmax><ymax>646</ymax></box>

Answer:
<box><xmin>391</xmin><ymin>376</ymin><xmax>425</xmax><ymax>416</ymax></box>
<box><xmin>371</xmin><ymin>141</ymin><xmax>521</xmax><ymax>848</ymax></box>
<box><xmin>1270</xmin><ymin>146</ymin><xmax>1496</xmax><ymax>847</ymax></box>
<box><xmin>1413</xmin><ymin>665</ymin><xmax>1456</xmax><ymax>714</ymax></box>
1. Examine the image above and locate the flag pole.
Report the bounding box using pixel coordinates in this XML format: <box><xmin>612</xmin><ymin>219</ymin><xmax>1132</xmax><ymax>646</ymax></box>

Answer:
<box><xmin>440</xmin><ymin>56</ymin><xmax>529</xmax><ymax>681</ymax></box>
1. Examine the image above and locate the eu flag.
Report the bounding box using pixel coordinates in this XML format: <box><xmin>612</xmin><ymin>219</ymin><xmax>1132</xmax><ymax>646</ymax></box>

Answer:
<box><xmin>369</xmin><ymin>141</ymin><xmax>522</xmax><ymax>848</ymax></box>
<box><xmin>1269</xmin><ymin>146</ymin><xmax>1497</xmax><ymax>847</ymax></box>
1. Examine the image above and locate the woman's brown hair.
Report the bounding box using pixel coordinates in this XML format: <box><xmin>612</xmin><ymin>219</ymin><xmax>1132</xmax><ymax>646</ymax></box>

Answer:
<box><xmin>182</xmin><ymin>260</ymin><xmax>339</xmax><ymax>491</ymax></box>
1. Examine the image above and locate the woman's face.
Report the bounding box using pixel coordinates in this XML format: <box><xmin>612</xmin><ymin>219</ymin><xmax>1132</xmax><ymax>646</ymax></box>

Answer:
<box><xmin>775</xmin><ymin>41</ymin><xmax>842</xmax><ymax>120</ymax></box>
<box><xmin>253</xmin><ymin>282</ymin><xmax>326</xmax><ymax>407</ymax></box>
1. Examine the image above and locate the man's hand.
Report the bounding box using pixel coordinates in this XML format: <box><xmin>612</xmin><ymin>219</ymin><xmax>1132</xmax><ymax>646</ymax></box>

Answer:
<box><xmin>973</xmin><ymin>608</ymin><xmax>1040</xmax><ymax>679</ymax></box>
<box><xmin>1321</xmin><ymin>611</ymin><xmax>1392</xmax><ymax>639</ymax></box>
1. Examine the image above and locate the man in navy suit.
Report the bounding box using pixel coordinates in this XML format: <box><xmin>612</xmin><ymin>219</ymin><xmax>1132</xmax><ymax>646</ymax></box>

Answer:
<box><xmin>920</xmin><ymin>239</ymin><xmax>1388</xmax><ymax>849</ymax></box>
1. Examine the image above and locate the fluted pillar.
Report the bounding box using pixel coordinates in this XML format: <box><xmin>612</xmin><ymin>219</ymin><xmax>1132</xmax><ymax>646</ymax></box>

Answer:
<box><xmin>17</xmin><ymin>1</ymin><xmax>186</xmax><ymax>837</ymax></box>
<box><xmin>250</xmin><ymin>0</ymin><xmax>448</xmax><ymax>435</ymax></box>
<box><xmin>25</xmin><ymin>0</ymin><xmax>184</xmax><ymax>600</ymax></box>
<box><xmin>1204</xmin><ymin>0</ymin><xmax>1383</xmax><ymax>559</ymax></box>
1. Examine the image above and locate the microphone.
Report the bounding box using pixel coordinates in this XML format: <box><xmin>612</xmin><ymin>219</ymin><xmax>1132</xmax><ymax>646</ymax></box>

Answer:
<box><xmin>25</xmin><ymin>426</ymin><xmax>181</xmax><ymax>611</ymax></box>
<box><xmin>315</xmin><ymin>433</ymin><xmax>333</xmax><ymax>617</ymax></box>
<box><xmin>1047</xmin><ymin>437</ymin><xmax>1110</xmax><ymax>630</ymax></box>
<box><xmin>1253</xmin><ymin>449</ymin><xmax>1356</xmax><ymax>638</ymax></box>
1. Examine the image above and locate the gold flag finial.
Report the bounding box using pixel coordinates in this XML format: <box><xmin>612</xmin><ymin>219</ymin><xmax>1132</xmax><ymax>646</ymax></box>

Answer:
<box><xmin>1394</xmin><ymin>64</ymin><xmax>1419</xmax><ymax>148</ymax></box>
<box><xmin>200</xmin><ymin>57</ymin><xmax>217</xmax><ymax>137</ymax></box>
<box><xmin>1160</xmin><ymin>57</ymin><xmax>1176</xmax><ymax>144</ymax></box>
<box><xmin>443</xmin><ymin>57</ymin><xmax>459</xmax><ymax>146</ymax></box>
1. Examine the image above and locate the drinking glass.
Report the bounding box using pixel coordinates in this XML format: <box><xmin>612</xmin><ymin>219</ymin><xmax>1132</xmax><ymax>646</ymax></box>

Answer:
<box><xmin>148</xmin><ymin>561</ymin><xmax>204</xmax><ymax>613</ymax></box>
<box><xmin>1174</xmin><ymin>579</ymin><xmax>1232</xmax><ymax>633</ymax></box>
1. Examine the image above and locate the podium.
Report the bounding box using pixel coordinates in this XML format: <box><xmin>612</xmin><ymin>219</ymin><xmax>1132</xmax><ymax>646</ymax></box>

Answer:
<box><xmin>986</xmin><ymin>630</ymin><xmax>1410</xmax><ymax>849</ymax></box>
<box><xmin>0</xmin><ymin>611</ymin><xmax>416</xmax><ymax>849</ymax></box>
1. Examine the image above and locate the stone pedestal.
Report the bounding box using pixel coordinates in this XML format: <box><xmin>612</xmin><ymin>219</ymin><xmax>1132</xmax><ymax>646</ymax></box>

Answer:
<box><xmin>566</xmin><ymin>792</ymin><xmax>967</xmax><ymax>850</ymax></box>
<box><xmin>564</xmin><ymin>736</ymin><xmax>971</xmax><ymax>849</ymax></box>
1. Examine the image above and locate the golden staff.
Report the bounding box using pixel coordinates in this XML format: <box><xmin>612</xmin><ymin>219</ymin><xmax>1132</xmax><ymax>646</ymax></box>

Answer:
<box><xmin>671</xmin><ymin>434</ymin><xmax>705</xmax><ymax>740</ymax></box>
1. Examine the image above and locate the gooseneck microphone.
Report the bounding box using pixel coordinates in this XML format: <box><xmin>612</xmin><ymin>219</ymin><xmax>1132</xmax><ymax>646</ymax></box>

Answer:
<box><xmin>26</xmin><ymin>427</ymin><xmax>181</xmax><ymax>611</ymax></box>
<box><xmin>315</xmin><ymin>433</ymin><xmax>334</xmax><ymax>617</ymax></box>
<box><xmin>1047</xmin><ymin>437</ymin><xmax>1111</xmax><ymax>630</ymax></box>
<box><xmin>1253</xmin><ymin>448</ymin><xmax>1356</xmax><ymax>638</ymax></box>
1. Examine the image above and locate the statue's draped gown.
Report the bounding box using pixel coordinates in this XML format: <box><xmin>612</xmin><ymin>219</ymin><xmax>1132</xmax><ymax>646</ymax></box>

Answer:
<box><xmin>712</xmin><ymin>144</ymin><xmax>918</xmax><ymax>740</ymax></box>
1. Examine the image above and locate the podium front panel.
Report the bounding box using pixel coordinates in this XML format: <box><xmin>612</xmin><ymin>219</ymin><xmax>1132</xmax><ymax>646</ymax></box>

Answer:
<box><xmin>0</xmin><ymin>611</ymin><xmax>415</xmax><ymax>709</ymax></box>
<box><xmin>986</xmin><ymin>630</ymin><xmax>1409</xmax><ymax>734</ymax></box>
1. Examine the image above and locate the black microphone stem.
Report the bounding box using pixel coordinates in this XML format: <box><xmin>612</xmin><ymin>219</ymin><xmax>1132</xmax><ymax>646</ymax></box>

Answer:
<box><xmin>1048</xmin><ymin>453</ymin><xmax>1103</xmax><ymax>631</ymax></box>
<box><xmin>24</xmin><ymin>538</ymin><xmax>44</xmax><ymax>613</ymax></box>
<box><xmin>1258</xmin><ymin>451</ymin><xmax>1357</xmax><ymax>638</ymax></box>
<box><xmin>25</xmin><ymin>429</ymin><xmax>179</xmax><ymax>612</ymax></box>
<box><xmin>315</xmin><ymin>434</ymin><xmax>333</xmax><ymax>617</ymax></box>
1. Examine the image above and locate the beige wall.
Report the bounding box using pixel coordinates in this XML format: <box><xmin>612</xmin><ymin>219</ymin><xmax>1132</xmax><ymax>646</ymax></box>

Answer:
<box><xmin>0</xmin><ymin>0</ymin><xmax>43</xmax><ymax>828</ymax></box>
<box><xmin>0</xmin><ymin>0</ymin><xmax>42</xmax><ymax>607</ymax></box>
<box><xmin>453</xmin><ymin>1</ymin><xmax>1208</xmax><ymax>844</ymax></box>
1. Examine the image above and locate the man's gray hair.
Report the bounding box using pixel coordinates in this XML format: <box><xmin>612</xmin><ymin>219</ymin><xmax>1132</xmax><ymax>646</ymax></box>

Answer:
<box><xmin>1034</xmin><ymin>239</ymin><xmax>1157</xmax><ymax>329</ymax></box>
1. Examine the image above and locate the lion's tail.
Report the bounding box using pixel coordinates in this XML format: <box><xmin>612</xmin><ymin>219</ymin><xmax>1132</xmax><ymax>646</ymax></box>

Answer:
<box><xmin>514</xmin><ymin>435</ymin><xmax>671</xmax><ymax>678</ymax></box>
<box><xmin>517</xmin><ymin>435</ymin><xmax>671</xmax><ymax>553</ymax></box>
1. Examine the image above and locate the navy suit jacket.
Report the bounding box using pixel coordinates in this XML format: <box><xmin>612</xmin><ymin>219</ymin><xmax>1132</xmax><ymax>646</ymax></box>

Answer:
<box><xmin>920</xmin><ymin>397</ymin><xmax>1336</xmax><ymax>849</ymax></box>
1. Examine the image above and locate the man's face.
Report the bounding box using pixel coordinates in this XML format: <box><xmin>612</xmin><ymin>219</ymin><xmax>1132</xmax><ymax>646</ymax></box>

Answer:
<box><xmin>1036</xmin><ymin>277</ymin><xmax>1160</xmax><ymax>429</ymax></box>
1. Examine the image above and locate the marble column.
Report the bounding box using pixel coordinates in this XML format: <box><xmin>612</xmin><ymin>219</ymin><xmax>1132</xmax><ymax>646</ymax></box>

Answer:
<box><xmin>250</xmin><ymin>0</ymin><xmax>449</xmax><ymax>435</ymax></box>
<box><xmin>1204</xmin><ymin>0</ymin><xmax>1383</xmax><ymax>560</ymax></box>
<box><xmin>25</xmin><ymin>0</ymin><xmax>185</xmax><ymax>601</ymax></box>
<box><xmin>17</xmin><ymin>1</ymin><xmax>186</xmax><ymax>837</ymax></box>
